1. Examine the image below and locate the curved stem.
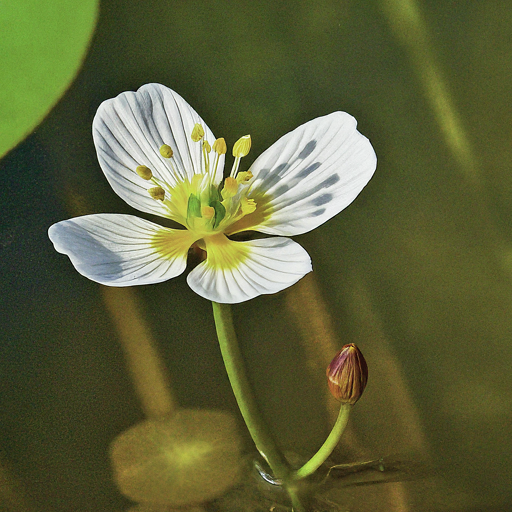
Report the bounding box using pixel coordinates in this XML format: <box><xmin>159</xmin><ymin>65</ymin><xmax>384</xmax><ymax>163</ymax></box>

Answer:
<box><xmin>212</xmin><ymin>302</ymin><xmax>290</xmax><ymax>475</ymax></box>
<box><xmin>212</xmin><ymin>302</ymin><xmax>306</xmax><ymax>510</ymax></box>
<box><xmin>292</xmin><ymin>404</ymin><xmax>351</xmax><ymax>481</ymax></box>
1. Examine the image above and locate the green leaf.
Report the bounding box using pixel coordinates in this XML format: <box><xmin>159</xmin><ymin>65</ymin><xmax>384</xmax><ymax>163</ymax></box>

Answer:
<box><xmin>110</xmin><ymin>409</ymin><xmax>243</xmax><ymax>507</ymax></box>
<box><xmin>0</xmin><ymin>0</ymin><xmax>99</xmax><ymax>158</ymax></box>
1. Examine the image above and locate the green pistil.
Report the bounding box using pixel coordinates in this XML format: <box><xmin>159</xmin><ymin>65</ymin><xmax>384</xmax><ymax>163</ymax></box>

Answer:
<box><xmin>187</xmin><ymin>194</ymin><xmax>202</xmax><ymax>218</ymax></box>
<box><xmin>211</xmin><ymin>200</ymin><xmax>226</xmax><ymax>229</ymax></box>
<box><xmin>187</xmin><ymin>189</ymin><xmax>227</xmax><ymax>231</ymax></box>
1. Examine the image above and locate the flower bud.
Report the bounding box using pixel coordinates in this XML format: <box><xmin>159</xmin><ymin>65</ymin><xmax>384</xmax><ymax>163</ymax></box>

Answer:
<box><xmin>326</xmin><ymin>344</ymin><xmax>368</xmax><ymax>405</ymax></box>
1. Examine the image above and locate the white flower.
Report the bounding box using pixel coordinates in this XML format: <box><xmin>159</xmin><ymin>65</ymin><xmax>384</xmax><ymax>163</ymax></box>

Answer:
<box><xmin>48</xmin><ymin>84</ymin><xmax>376</xmax><ymax>304</ymax></box>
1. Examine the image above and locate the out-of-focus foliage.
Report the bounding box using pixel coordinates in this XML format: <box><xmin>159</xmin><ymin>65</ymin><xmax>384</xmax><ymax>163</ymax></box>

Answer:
<box><xmin>0</xmin><ymin>0</ymin><xmax>98</xmax><ymax>158</ymax></box>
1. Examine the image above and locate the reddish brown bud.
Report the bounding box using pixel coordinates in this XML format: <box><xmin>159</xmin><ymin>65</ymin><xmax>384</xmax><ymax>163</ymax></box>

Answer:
<box><xmin>326</xmin><ymin>344</ymin><xmax>368</xmax><ymax>404</ymax></box>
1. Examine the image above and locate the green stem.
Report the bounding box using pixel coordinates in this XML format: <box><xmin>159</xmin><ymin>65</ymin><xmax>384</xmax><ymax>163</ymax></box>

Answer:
<box><xmin>211</xmin><ymin>302</ymin><xmax>306</xmax><ymax>511</ymax></box>
<box><xmin>211</xmin><ymin>303</ymin><xmax>289</xmax><ymax>475</ymax></box>
<box><xmin>292</xmin><ymin>404</ymin><xmax>351</xmax><ymax>481</ymax></box>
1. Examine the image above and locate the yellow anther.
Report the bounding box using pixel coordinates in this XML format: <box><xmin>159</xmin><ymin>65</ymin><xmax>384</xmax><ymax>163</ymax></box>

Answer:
<box><xmin>201</xmin><ymin>205</ymin><xmax>215</xmax><ymax>220</ymax></box>
<box><xmin>136</xmin><ymin>165</ymin><xmax>153</xmax><ymax>180</ymax></box>
<box><xmin>148</xmin><ymin>186</ymin><xmax>165</xmax><ymax>201</ymax></box>
<box><xmin>212</xmin><ymin>138</ymin><xmax>227</xmax><ymax>155</ymax></box>
<box><xmin>241</xmin><ymin>198</ymin><xmax>257</xmax><ymax>215</ymax></box>
<box><xmin>203</xmin><ymin>140</ymin><xmax>211</xmax><ymax>153</ymax></box>
<box><xmin>159</xmin><ymin>144</ymin><xmax>173</xmax><ymax>158</ymax></box>
<box><xmin>236</xmin><ymin>170</ymin><xmax>253</xmax><ymax>184</ymax></box>
<box><xmin>191</xmin><ymin>123</ymin><xmax>205</xmax><ymax>142</ymax></box>
<box><xmin>222</xmin><ymin>177</ymin><xmax>239</xmax><ymax>198</ymax></box>
<box><xmin>233</xmin><ymin>135</ymin><xmax>251</xmax><ymax>158</ymax></box>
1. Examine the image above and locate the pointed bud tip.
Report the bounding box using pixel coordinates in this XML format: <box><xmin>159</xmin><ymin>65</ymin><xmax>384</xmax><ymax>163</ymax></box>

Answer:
<box><xmin>326</xmin><ymin>344</ymin><xmax>368</xmax><ymax>405</ymax></box>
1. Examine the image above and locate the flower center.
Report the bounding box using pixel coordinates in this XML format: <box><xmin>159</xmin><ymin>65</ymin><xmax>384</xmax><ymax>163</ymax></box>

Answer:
<box><xmin>182</xmin><ymin>171</ymin><xmax>256</xmax><ymax>237</ymax></box>
<box><xmin>134</xmin><ymin>124</ymin><xmax>257</xmax><ymax>237</ymax></box>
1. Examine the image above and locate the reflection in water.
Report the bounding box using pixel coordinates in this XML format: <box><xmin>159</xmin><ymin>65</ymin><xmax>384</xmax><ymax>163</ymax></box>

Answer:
<box><xmin>324</xmin><ymin>456</ymin><xmax>432</xmax><ymax>488</ymax></box>
<box><xmin>102</xmin><ymin>286</ymin><xmax>176</xmax><ymax>418</ymax></box>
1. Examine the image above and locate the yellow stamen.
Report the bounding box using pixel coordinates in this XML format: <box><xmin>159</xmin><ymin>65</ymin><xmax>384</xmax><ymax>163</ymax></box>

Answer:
<box><xmin>202</xmin><ymin>140</ymin><xmax>211</xmax><ymax>175</ymax></box>
<box><xmin>212</xmin><ymin>138</ymin><xmax>227</xmax><ymax>155</ymax></box>
<box><xmin>212</xmin><ymin>138</ymin><xmax>226</xmax><ymax>177</ymax></box>
<box><xmin>136</xmin><ymin>165</ymin><xmax>152</xmax><ymax>180</ymax></box>
<box><xmin>222</xmin><ymin>177</ymin><xmax>239</xmax><ymax>198</ymax></box>
<box><xmin>159</xmin><ymin>144</ymin><xmax>173</xmax><ymax>158</ymax></box>
<box><xmin>201</xmin><ymin>205</ymin><xmax>215</xmax><ymax>220</ymax></box>
<box><xmin>232</xmin><ymin>135</ymin><xmax>251</xmax><ymax>157</ymax></box>
<box><xmin>148</xmin><ymin>186</ymin><xmax>165</xmax><ymax>201</ymax></box>
<box><xmin>236</xmin><ymin>171</ymin><xmax>253</xmax><ymax>184</ymax></box>
<box><xmin>240</xmin><ymin>197</ymin><xmax>257</xmax><ymax>215</ymax></box>
<box><xmin>191</xmin><ymin>124</ymin><xmax>205</xmax><ymax>142</ymax></box>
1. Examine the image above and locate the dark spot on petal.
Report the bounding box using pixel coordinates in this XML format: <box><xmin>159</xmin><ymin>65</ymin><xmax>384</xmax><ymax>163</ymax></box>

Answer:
<box><xmin>320</xmin><ymin>174</ymin><xmax>341</xmax><ymax>188</ymax></box>
<box><xmin>298</xmin><ymin>140</ymin><xmax>317</xmax><ymax>159</ymax></box>
<box><xmin>297</xmin><ymin>162</ymin><xmax>321</xmax><ymax>179</ymax></box>
<box><xmin>312</xmin><ymin>193</ymin><xmax>333</xmax><ymax>206</ymax></box>
<box><xmin>256</xmin><ymin>168</ymin><xmax>271</xmax><ymax>180</ymax></box>
<box><xmin>274</xmin><ymin>163</ymin><xmax>290</xmax><ymax>176</ymax></box>
<box><xmin>275</xmin><ymin>184</ymin><xmax>289</xmax><ymax>196</ymax></box>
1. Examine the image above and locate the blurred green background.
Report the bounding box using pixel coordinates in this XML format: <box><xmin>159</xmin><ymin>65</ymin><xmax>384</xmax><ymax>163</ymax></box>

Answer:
<box><xmin>1</xmin><ymin>0</ymin><xmax>512</xmax><ymax>510</ymax></box>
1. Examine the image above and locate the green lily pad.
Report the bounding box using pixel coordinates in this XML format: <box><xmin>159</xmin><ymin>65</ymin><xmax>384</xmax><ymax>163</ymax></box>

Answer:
<box><xmin>0</xmin><ymin>0</ymin><xmax>98</xmax><ymax>158</ymax></box>
<box><xmin>110</xmin><ymin>409</ymin><xmax>243</xmax><ymax>507</ymax></box>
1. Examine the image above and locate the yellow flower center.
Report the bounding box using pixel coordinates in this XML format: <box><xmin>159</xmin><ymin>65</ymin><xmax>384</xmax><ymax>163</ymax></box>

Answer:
<box><xmin>135</xmin><ymin>125</ymin><xmax>257</xmax><ymax>239</ymax></box>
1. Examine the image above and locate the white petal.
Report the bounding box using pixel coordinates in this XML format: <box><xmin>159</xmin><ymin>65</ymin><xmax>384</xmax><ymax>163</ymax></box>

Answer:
<box><xmin>48</xmin><ymin>214</ymin><xmax>198</xmax><ymax>286</ymax></box>
<box><xmin>242</xmin><ymin>112</ymin><xmax>376</xmax><ymax>236</ymax></box>
<box><xmin>187</xmin><ymin>236</ymin><xmax>312</xmax><ymax>304</ymax></box>
<box><xmin>92</xmin><ymin>84</ymin><xmax>225</xmax><ymax>218</ymax></box>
